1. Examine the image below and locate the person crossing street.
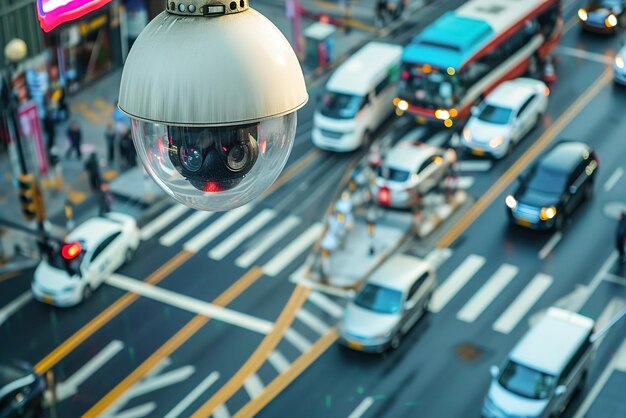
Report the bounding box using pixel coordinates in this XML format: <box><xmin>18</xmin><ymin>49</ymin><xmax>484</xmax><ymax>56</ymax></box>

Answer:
<box><xmin>617</xmin><ymin>211</ymin><xmax>626</xmax><ymax>263</ymax></box>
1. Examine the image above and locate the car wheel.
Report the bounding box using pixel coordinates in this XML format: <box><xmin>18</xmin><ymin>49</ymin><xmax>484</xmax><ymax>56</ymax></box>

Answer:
<box><xmin>422</xmin><ymin>292</ymin><xmax>432</xmax><ymax>314</ymax></box>
<box><xmin>125</xmin><ymin>246</ymin><xmax>136</xmax><ymax>264</ymax></box>
<box><xmin>82</xmin><ymin>285</ymin><xmax>93</xmax><ymax>301</ymax></box>
<box><xmin>390</xmin><ymin>333</ymin><xmax>401</xmax><ymax>350</ymax></box>
<box><xmin>576</xmin><ymin>370</ymin><xmax>588</xmax><ymax>394</ymax></box>
<box><xmin>554</xmin><ymin>214</ymin><xmax>565</xmax><ymax>231</ymax></box>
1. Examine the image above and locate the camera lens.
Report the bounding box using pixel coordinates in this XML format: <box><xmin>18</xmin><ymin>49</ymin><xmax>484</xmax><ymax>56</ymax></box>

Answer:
<box><xmin>227</xmin><ymin>142</ymin><xmax>250</xmax><ymax>172</ymax></box>
<box><xmin>180</xmin><ymin>147</ymin><xmax>203</xmax><ymax>172</ymax></box>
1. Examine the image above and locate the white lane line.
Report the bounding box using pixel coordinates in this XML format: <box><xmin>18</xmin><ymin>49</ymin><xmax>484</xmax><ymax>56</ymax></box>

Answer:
<box><xmin>212</xmin><ymin>404</ymin><xmax>231</xmax><ymax>418</ymax></box>
<box><xmin>604</xmin><ymin>273</ymin><xmax>626</xmax><ymax>287</ymax></box>
<box><xmin>493</xmin><ymin>274</ymin><xmax>553</xmax><ymax>334</ymax></box>
<box><xmin>573</xmin><ymin>252</ymin><xmax>619</xmax><ymax>313</ymax></box>
<box><xmin>604</xmin><ymin>167</ymin><xmax>624</xmax><ymax>192</ymax></box>
<box><xmin>296</xmin><ymin>308</ymin><xmax>331</xmax><ymax>335</ymax></box>
<box><xmin>235</xmin><ymin>215</ymin><xmax>300</xmax><ymax>268</ymax></box>
<box><xmin>184</xmin><ymin>205</ymin><xmax>254</xmax><ymax>253</ymax></box>
<box><xmin>107</xmin><ymin>274</ymin><xmax>273</xmax><ymax>334</ymax></box>
<box><xmin>556</xmin><ymin>46</ymin><xmax>613</xmax><ymax>64</ymax></box>
<box><xmin>268</xmin><ymin>351</ymin><xmax>291</xmax><ymax>374</ymax></box>
<box><xmin>430</xmin><ymin>255</ymin><xmax>486</xmax><ymax>313</ymax></box>
<box><xmin>308</xmin><ymin>291</ymin><xmax>343</xmax><ymax>319</ymax></box>
<box><xmin>56</xmin><ymin>340</ymin><xmax>124</xmax><ymax>401</ymax></box>
<box><xmin>263</xmin><ymin>223</ymin><xmax>323</xmax><ymax>276</ymax></box>
<box><xmin>424</xmin><ymin>248</ymin><xmax>453</xmax><ymax>270</ymax></box>
<box><xmin>111</xmin><ymin>403</ymin><xmax>156</xmax><ymax>418</ymax></box>
<box><xmin>130</xmin><ymin>366</ymin><xmax>195</xmax><ymax>398</ymax></box>
<box><xmin>243</xmin><ymin>373</ymin><xmax>265</xmax><ymax>400</ymax></box>
<box><xmin>347</xmin><ymin>396</ymin><xmax>375</xmax><ymax>418</ymax></box>
<box><xmin>159</xmin><ymin>211</ymin><xmax>214</xmax><ymax>247</ymax></box>
<box><xmin>574</xmin><ymin>337</ymin><xmax>626</xmax><ymax>418</ymax></box>
<box><xmin>140</xmin><ymin>204</ymin><xmax>189</xmax><ymax>240</ymax></box>
<box><xmin>455</xmin><ymin>160</ymin><xmax>492</xmax><ymax>172</ymax></box>
<box><xmin>208</xmin><ymin>209</ymin><xmax>277</xmax><ymax>260</ymax></box>
<box><xmin>164</xmin><ymin>371</ymin><xmax>220</xmax><ymax>418</ymax></box>
<box><xmin>538</xmin><ymin>232</ymin><xmax>563</xmax><ymax>260</ymax></box>
<box><xmin>456</xmin><ymin>176</ymin><xmax>475</xmax><ymax>190</ymax></box>
<box><xmin>284</xmin><ymin>328</ymin><xmax>313</xmax><ymax>353</ymax></box>
<box><xmin>457</xmin><ymin>264</ymin><xmax>518</xmax><ymax>323</ymax></box>
<box><xmin>0</xmin><ymin>291</ymin><xmax>33</xmax><ymax>326</ymax></box>
<box><xmin>593</xmin><ymin>297</ymin><xmax>626</xmax><ymax>347</ymax></box>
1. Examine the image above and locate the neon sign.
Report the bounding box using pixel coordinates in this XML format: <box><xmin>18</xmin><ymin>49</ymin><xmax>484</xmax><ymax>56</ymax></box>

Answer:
<box><xmin>37</xmin><ymin>0</ymin><xmax>112</xmax><ymax>32</ymax></box>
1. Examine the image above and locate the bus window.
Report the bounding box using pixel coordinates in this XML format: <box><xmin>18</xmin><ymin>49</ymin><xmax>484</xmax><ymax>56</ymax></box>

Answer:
<box><xmin>399</xmin><ymin>65</ymin><xmax>462</xmax><ymax>108</ymax></box>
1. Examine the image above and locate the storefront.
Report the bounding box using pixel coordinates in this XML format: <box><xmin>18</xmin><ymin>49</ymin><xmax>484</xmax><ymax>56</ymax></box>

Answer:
<box><xmin>45</xmin><ymin>1</ymin><xmax>124</xmax><ymax>93</ymax></box>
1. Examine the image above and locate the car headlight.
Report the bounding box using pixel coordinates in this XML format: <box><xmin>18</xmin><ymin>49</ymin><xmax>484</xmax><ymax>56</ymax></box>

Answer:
<box><xmin>540</xmin><ymin>206</ymin><xmax>557</xmax><ymax>220</ymax></box>
<box><xmin>435</xmin><ymin>109</ymin><xmax>450</xmax><ymax>120</ymax></box>
<box><xmin>462</xmin><ymin>128</ymin><xmax>472</xmax><ymax>142</ymax></box>
<box><xmin>578</xmin><ymin>8</ymin><xmax>588</xmax><ymax>21</ymax></box>
<box><xmin>606</xmin><ymin>14</ymin><xmax>618</xmax><ymax>27</ymax></box>
<box><xmin>397</xmin><ymin>100</ymin><xmax>409</xmax><ymax>111</ymax></box>
<box><xmin>489</xmin><ymin>136</ymin><xmax>504</xmax><ymax>148</ymax></box>
<box><xmin>505</xmin><ymin>195</ymin><xmax>517</xmax><ymax>210</ymax></box>
<box><xmin>616</xmin><ymin>56</ymin><xmax>625</xmax><ymax>69</ymax></box>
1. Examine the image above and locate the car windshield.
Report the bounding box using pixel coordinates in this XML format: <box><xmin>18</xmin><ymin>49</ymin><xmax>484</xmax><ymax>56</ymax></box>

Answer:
<box><xmin>526</xmin><ymin>165</ymin><xmax>568</xmax><ymax>195</ymax></box>
<box><xmin>478</xmin><ymin>104</ymin><xmax>513</xmax><ymax>125</ymax></box>
<box><xmin>45</xmin><ymin>244</ymin><xmax>85</xmax><ymax>277</ymax></box>
<box><xmin>0</xmin><ymin>364</ymin><xmax>28</xmax><ymax>387</ymax></box>
<box><xmin>319</xmin><ymin>91</ymin><xmax>364</xmax><ymax>119</ymax></box>
<box><xmin>378</xmin><ymin>166</ymin><xmax>411</xmax><ymax>182</ymax></box>
<box><xmin>398</xmin><ymin>64</ymin><xmax>463</xmax><ymax>109</ymax></box>
<box><xmin>589</xmin><ymin>0</ymin><xmax>622</xmax><ymax>10</ymax></box>
<box><xmin>354</xmin><ymin>284</ymin><xmax>403</xmax><ymax>314</ymax></box>
<box><xmin>498</xmin><ymin>360</ymin><xmax>556</xmax><ymax>400</ymax></box>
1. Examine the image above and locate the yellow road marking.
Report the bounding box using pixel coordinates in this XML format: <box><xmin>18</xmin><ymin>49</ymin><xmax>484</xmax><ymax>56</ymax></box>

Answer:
<box><xmin>234</xmin><ymin>328</ymin><xmax>339</xmax><ymax>418</ymax></box>
<box><xmin>35</xmin><ymin>250</ymin><xmax>193</xmax><ymax>375</ymax></box>
<box><xmin>83</xmin><ymin>267</ymin><xmax>264</xmax><ymax>417</ymax></box>
<box><xmin>93</xmin><ymin>98</ymin><xmax>115</xmax><ymax>114</ymax></box>
<box><xmin>262</xmin><ymin>149</ymin><xmax>321</xmax><ymax>198</ymax></box>
<box><xmin>66</xmin><ymin>190</ymin><xmax>87</xmax><ymax>205</ymax></box>
<box><xmin>0</xmin><ymin>270</ymin><xmax>21</xmax><ymax>282</ymax></box>
<box><xmin>437</xmin><ymin>68</ymin><xmax>612</xmax><ymax>249</ymax></box>
<box><xmin>102</xmin><ymin>170</ymin><xmax>118</xmax><ymax>181</ymax></box>
<box><xmin>72</xmin><ymin>102</ymin><xmax>110</xmax><ymax>125</ymax></box>
<box><xmin>191</xmin><ymin>285</ymin><xmax>311</xmax><ymax>418</ymax></box>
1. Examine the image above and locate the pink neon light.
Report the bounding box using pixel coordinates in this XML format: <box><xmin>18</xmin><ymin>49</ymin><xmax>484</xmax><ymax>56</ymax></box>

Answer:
<box><xmin>36</xmin><ymin>0</ymin><xmax>112</xmax><ymax>32</ymax></box>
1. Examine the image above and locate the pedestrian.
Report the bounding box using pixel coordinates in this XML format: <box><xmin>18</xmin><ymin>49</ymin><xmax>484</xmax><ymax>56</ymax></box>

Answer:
<box><xmin>119</xmin><ymin>128</ymin><xmax>136</xmax><ymax>170</ymax></box>
<box><xmin>104</xmin><ymin>123</ymin><xmax>116</xmax><ymax>165</ymax></box>
<box><xmin>43</xmin><ymin>110</ymin><xmax>56</xmax><ymax>153</ymax></box>
<box><xmin>617</xmin><ymin>211</ymin><xmax>626</xmax><ymax>263</ymax></box>
<box><xmin>84</xmin><ymin>152</ymin><xmax>102</xmax><ymax>192</ymax></box>
<box><xmin>66</xmin><ymin>120</ymin><xmax>83</xmax><ymax>159</ymax></box>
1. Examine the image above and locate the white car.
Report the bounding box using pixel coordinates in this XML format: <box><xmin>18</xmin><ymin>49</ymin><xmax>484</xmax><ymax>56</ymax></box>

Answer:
<box><xmin>372</xmin><ymin>140</ymin><xmax>456</xmax><ymax>209</ymax></box>
<box><xmin>461</xmin><ymin>78</ymin><xmax>549</xmax><ymax>159</ymax></box>
<box><xmin>32</xmin><ymin>213</ymin><xmax>140</xmax><ymax>307</ymax></box>
<box><xmin>614</xmin><ymin>42</ymin><xmax>626</xmax><ymax>84</ymax></box>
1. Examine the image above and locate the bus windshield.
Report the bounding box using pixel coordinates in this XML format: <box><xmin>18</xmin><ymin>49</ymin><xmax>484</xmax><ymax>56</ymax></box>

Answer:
<box><xmin>398</xmin><ymin>64</ymin><xmax>462</xmax><ymax>109</ymax></box>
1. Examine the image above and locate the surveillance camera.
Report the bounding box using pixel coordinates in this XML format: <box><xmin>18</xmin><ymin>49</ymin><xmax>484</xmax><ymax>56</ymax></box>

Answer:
<box><xmin>118</xmin><ymin>0</ymin><xmax>307</xmax><ymax>211</ymax></box>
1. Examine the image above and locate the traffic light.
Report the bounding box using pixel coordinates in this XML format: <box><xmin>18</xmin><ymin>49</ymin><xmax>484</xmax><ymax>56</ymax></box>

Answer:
<box><xmin>17</xmin><ymin>174</ymin><xmax>46</xmax><ymax>222</ymax></box>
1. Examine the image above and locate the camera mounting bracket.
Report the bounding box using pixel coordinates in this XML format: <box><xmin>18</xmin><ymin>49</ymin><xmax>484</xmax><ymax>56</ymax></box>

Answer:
<box><xmin>165</xmin><ymin>0</ymin><xmax>249</xmax><ymax>16</ymax></box>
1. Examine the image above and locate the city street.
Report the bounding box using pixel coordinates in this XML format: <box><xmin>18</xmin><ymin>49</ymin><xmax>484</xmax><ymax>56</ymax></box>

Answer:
<box><xmin>2</xmin><ymin>0</ymin><xmax>626</xmax><ymax>417</ymax></box>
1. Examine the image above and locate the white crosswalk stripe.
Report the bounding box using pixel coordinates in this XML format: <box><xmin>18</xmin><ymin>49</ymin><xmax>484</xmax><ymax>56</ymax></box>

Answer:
<box><xmin>208</xmin><ymin>209</ymin><xmax>277</xmax><ymax>260</ymax></box>
<box><xmin>141</xmin><ymin>204</ymin><xmax>189</xmax><ymax>240</ymax></box>
<box><xmin>296</xmin><ymin>308</ymin><xmax>331</xmax><ymax>335</ymax></box>
<box><xmin>307</xmin><ymin>291</ymin><xmax>343</xmax><ymax>319</ymax></box>
<box><xmin>430</xmin><ymin>254</ymin><xmax>485</xmax><ymax>313</ymax></box>
<box><xmin>159</xmin><ymin>211</ymin><xmax>213</xmax><ymax>247</ymax></box>
<box><xmin>235</xmin><ymin>216</ymin><xmax>300</xmax><ymax>268</ymax></box>
<box><xmin>243</xmin><ymin>373</ymin><xmax>265</xmax><ymax>399</ymax></box>
<box><xmin>492</xmin><ymin>273</ymin><xmax>553</xmax><ymax>334</ymax></box>
<box><xmin>184</xmin><ymin>205</ymin><xmax>253</xmax><ymax>253</ymax></box>
<box><xmin>268</xmin><ymin>350</ymin><xmax>291</xmax><ymax>374</ymax></box>
<box><xmin>263</xmin><ymin>223</ymin><xmax>323</xmax><ymax>276</ymax></box>
<box><xmin>457</xmin><ymin>264</ymin><xmax>518</xmax><ymax>323</ymax></box>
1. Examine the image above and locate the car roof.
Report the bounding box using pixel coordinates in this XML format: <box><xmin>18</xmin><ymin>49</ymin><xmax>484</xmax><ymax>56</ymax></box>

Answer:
<box><xmin>510</xmin><ymin>308</ymin><xmax>594</xmax><ymax>375</ymax></box>
<box><xmin>326</xmin><ymin>42</ymin><xmax>402</xmax><ymax>96</ymax></box>
<box><xmin>484</xmin><ymin>78</ymin><xmax>543</xmax><ymax>109</ymax></box>
<box><xmin>539</xmin><ymin>141</ymin><xmax>591</xmax><ymax>174</ymax></box>
<box><xmin>367</xmin><ymin>254</ymin><xmax>432</xmax><ymax>291</ymax></box>
<box><xmin>66</xmin><ymin>217</ymin><xmax>123</xmax><ymax>250</ymax></box>
<box><xmin>384</xmin><ymin>141</ymin><xmax>439</xmax><ymax>172</ymax></box>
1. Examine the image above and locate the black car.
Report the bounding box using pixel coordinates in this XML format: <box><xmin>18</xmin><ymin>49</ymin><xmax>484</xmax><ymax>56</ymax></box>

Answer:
<box><xmin>505</xmin><ymin>141</ymin><xmax>598</xmax><ymax>230</ymax></box>
<box><xmin>578</xmin><ymin>0</ymin><xmax>625</xmax><ymax>33</ymax></box>
<box><xmin>0</xmin><ymin>362</ymin><xmax>45</xmax><ymax>418</ymax></box>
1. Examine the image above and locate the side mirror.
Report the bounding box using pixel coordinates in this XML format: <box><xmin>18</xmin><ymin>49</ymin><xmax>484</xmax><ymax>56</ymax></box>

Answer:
<box><xmin>489</xmin><ymin>365</ymin><xmax>499</xmax><ymax>378</ymax></box>
<box><xmin>554</xmin><ymin>385</ymin><xmax>566</xmax><ymax>397</ymax></box>
<box><xmin>569</xmin><ymin>185</ymin><xmax>578</xmax><ymax>195</ymax></box>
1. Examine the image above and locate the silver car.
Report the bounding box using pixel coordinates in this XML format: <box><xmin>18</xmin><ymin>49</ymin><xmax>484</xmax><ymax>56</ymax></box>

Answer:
<box><xmin>339</xmin><ymin>254</ymin><xmax>436</xmax><ymax>352</ymax></box>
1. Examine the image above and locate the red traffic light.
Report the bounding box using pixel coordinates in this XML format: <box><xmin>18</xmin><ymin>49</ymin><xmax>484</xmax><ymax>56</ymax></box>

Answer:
<box><xmin>61</xmin><ymin>242</ymin><xmax>82</xmax><ymax>260</ymax></box>
<box><xmin>378</xmin><ymin>186</ymin><xmax>391</xmax><ymax>207</ymax></box>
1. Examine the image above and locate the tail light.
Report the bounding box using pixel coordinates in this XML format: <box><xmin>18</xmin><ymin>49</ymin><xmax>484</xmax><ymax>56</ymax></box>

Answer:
<box><xmin>378</xmin><ymin>186</ymin><xmax>391</xmax><ymax>207</ymax></box>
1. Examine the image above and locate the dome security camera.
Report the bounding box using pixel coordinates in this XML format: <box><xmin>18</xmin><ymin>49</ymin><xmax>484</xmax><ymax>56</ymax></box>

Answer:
<box><xmin>118</xmin><ymin>0</ymin><xmax>308</xmax><ymax>211</ymax></box>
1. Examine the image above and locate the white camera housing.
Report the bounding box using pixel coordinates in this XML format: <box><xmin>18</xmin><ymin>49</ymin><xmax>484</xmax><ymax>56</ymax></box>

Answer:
<box><xmin>118</xmin><ymin>1</ymin><xmax>308</xmax><ymax>211</ymax></box>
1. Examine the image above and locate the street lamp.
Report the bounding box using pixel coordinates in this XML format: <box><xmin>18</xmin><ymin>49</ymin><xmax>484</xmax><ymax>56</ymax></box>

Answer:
<box><xmin>118</xmin><ymin>0</ymin><xmax>308</xmax><ymax>211</ymax></box>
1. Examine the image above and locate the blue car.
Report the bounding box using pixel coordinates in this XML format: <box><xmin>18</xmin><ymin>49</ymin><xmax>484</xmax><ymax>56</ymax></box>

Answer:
<box><xmin>578</xmin><ymin>0</ymin><xmax>625</xmax><ymax>34</ymax></box>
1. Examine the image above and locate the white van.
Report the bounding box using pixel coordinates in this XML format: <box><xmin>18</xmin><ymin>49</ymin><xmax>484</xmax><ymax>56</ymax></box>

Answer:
<box><xmin>312</xmin><ymin>42</ymin><xmax>403</xmax><ymax>152</ymax></box>
<box><xmin>483</xmin><ymin>307</ymin><xmax>596</xmax><ymax>418</ymax></box>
